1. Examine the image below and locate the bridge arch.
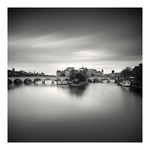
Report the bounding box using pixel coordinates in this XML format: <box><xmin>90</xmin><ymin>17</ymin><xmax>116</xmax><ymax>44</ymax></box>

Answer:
<box><xmin>43</xmin><ymin>78</ymin><xmax>51</xmax><ymax>83</ymax></box>
<box><xmin>44</xmin><ymin>78</ymin><xmax>57</xmax><ymax>84</ymax></box>
<box><xmin>109</xmin><ymin>78</ymin><xmax>117</xmax><ymax>83</ymax></box>
<box><xmin>14</xmin><ymin>78</ymin><xmax>23</xmax><ymax>84</ymax></box>
<box><xmin>43</xmin><ymin>78</ymin><xmax>51</xmax><ymax>81</ymax></box>
<box><xmin>93</xmin><ymin>78</ymin><xmax>100</xmax><ymax>82</ymax></box>
<box><xmin>101</xmin><ymin>79</ymin><xmax>109</xmax><ymax>83</ymax></box>
<box><xmin>86</xmin><ymin>78</ymin><xmax>92</xmax><ymax>82</ymax></box>
<box><xmin>63</xmin><ymin>78</ymin><xmax>69</xmax><ymax>81</ymax></box>
<box><xmin>33</xmin><ymin>78</ymin><xmax>43</xmax><ymax>83</ymax></box>
<box><xmin>24</xmin><ymin>78</ymin><xmax>33</xmax><ymax>83</ymax></box>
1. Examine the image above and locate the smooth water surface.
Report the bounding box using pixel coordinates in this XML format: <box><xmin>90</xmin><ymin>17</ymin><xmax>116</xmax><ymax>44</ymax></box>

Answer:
<box><xmin>8</xmin><ymin>81</ymin><xmax>142</xmax><ymax>142</ymax></box>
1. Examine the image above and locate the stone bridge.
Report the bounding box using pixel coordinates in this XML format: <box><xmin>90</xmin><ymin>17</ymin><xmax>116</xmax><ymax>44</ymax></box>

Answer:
<box><xmin>8</xmin><ymin>76</ymin><xmax>119</xmax><ymax>84</ymax></box>
<box><xmin>86</xmin><ymin>76</ymin><xmax>118</xmax><ymax>82</ymax></box>
<box><xmin>8</xmin><ymin>76</ymin><xmax>69</xmax><ymax>83</ymax></box>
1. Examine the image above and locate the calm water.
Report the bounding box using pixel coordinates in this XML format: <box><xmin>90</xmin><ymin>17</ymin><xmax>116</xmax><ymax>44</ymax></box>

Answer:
<box><xmin>8</xmin><ymin>81</ymin><xmax>142</xmax><ymax>142</ymax></box>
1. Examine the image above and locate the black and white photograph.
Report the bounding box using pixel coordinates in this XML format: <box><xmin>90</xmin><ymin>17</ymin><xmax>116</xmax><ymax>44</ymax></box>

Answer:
<box><xmin>8</xmin><ymin>7</ymin><xmax>142</xmax><ymax>142</ymax></box>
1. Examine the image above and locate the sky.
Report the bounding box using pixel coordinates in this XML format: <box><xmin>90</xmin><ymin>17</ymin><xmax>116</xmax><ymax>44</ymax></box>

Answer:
<box><xmin>8</xmin><ymin>8</ymin><xmax>142</xmax><ymax>75</ymax></box>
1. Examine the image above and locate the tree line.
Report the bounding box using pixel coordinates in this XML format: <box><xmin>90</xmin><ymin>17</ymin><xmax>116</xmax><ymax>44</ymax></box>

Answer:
<box><xmin>120</xmin><ymin>66</ymin><xmax>142</xmax><ymax>84</ymax></box>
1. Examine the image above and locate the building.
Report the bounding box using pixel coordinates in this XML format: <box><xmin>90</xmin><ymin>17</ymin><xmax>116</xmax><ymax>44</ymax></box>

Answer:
<box><xmin>28</xmin><ymin>71</ymin><xmax>34</xmax><ymax>75</ymax></box>
<box><xmin>108</xmin><ymin>70</ymin><xmax>120</xmax><ymax>78</ymax></box>
<box><xmin>8</xmin><ymin>68</ymin><xmax>27</xmax><ymax>77</ymax></box>
<box><xmin>78</xmin><ymin>66</ymin><xmax>91</xmax><ymax>77</ymax></box>
<box><xmin>131</xmin><ymin>63</ymin><xmax>142</xmax><ymax>83</ymax></box>
<box><xmin>8</xmin><ymin>68</ymin><xmax>47</xmax><ymax>77</ymax></box>
<box><xmin>56</xmin><ymin>70</ymin><xmax>62</xmax><ymax>77</ymax></box>
<box><xmin>56</xmin><ymin>66</ymin><xmax>103</xmax><ymax>78</ymax></box>
<box><xmin>64</xmin><ymin>67</ymin><xmax>75</xmax><ymax>77</ymax></box>
<box><xmin>88</xmin><ymin>69</ymin><xmax>103</xmax><ymax>77</ymax></box>
<box><xmin>8</xmin><ymin>68</ymin><xmax>15</xmax><ymax>77</ymax></box>
<box><xmin>38</xmin><ymin>72</ymin><xmax>45</xmax><ymax>76</ymax></box>
<box><xmin>95</xmin><ymin>71</ymin><xmax>103</xmax><ymax>76</ymax></box>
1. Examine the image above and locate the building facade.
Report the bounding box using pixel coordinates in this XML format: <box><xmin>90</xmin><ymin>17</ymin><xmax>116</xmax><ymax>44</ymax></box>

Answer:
<box><xmin>131</xmin><ymin>63</ymin><xmax>142</xmax><ymax>83</ymax></box>
<box><xmin>64</xmin><ymin>67</ymin><xmax>75</xmax><ymax>77</ymax></box>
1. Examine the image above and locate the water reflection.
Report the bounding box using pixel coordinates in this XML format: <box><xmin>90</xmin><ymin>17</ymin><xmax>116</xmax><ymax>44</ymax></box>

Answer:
<box><xmin>8</xmin><ymin>83</ymin><xmax>23</xmax><ymax>90</ymax></box>
<box><xmin>24</xmin><ymin>82</ymin><xmax>32</xmax><ymax>85</ymax></box>
<box><xmin>68</xmin><ymin>86</ymin><xmax>86</xmax><ymax>97</ymax></box>
<box><xmin>57</xmin><ymin>84</ymin><xmax>68</xmax><ymax>89</ymax></box>
<box><xmin>8</xmin><ymin>82</ymin><xmax>142</xmax><ymax>142</ymax></box>
<box><xmin>121</xmin><ymin>86</ymin><xmax>130</xmax><ymax>92</ymax></box>
<box><xmin>34</xmin><ymin>81</ymin><xmax>43</xmax><ymax>86</ymax></box>
<box><xmin>50</xmin><ymin>82</ymin><xmax>56</xmax><ymax>86</ymax></box>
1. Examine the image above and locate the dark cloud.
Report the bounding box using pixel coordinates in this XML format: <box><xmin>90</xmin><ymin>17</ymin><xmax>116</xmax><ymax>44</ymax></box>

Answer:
<box><xmin>8</xmin><ymin>8</ymin><xmax>142</xmax><ymax>74</ymax></box>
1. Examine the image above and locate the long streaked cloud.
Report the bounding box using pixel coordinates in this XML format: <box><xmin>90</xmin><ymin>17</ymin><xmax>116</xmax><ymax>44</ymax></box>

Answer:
<box><xmin>8</xmin><ymin>8</ymin><xmax>142</xmax><ymax>74</ymax></box>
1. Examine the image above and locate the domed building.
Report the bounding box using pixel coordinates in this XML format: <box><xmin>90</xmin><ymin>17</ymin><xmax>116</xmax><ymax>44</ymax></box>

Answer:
<box><xmin>78</xmin><ymin>65</ymin><xmax>90</xmax><ymax>77</ymax></box>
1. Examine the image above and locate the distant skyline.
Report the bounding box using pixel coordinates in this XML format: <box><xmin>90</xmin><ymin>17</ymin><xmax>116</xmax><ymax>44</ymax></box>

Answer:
<box><xmin>8</xmin><ymin>8</ymin><xmax>142</xmax><ymax>75</ymax></box>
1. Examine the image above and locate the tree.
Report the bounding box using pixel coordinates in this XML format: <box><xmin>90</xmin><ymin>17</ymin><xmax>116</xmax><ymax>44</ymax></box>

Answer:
<box><xmin>70</xmin><ymin>72</ymin><xmax>86</xmax><ymax>83</ymax></box>
<box><xmin>61</xmin><ymin>71</ymin><xmax>65</xmax><ymax>77</ymax></box>
<box><xmin>120</xmin><ymin>67</ymin><xmax>132</xmax><ymax>79</ymax></box>
<box><xmin>131</xmin><ymin>66</ymin><xmax>142</xmax><ymax>84</ymax></box>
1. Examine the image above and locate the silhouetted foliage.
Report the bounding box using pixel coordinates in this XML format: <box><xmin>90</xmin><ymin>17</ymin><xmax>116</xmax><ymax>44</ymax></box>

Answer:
<box><xmin>120</xmin><ymin>67</ymin><xmax>132</xmax><ymax>79</ymax></box>
<box><xmin>61</xmin><ymin>71</ymin><xmax>65</xmax><ymax>77</ymax></box>
<box><xmin>70</xmin><ymin>72</ymin><xmax>86</xmax><ymax>83</ymax></box>
<box><xmin>131</xmin><ymin>65</ymin><xmax>142</xmax><ymax>84</ymax></box>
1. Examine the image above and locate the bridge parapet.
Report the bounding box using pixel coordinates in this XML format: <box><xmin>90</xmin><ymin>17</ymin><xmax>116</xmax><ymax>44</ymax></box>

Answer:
<box><xmin>8</xmin><ymin>76</ymin><xmax>70</xmax><ymax>83</ymax></box>
<box><xmin>8</xmin><ymin>76</ymin><xmax>58</xmax><ymax>83</ymax></box>
<box><xmin>57</xmin><ymin>76</ymin><xmax>69</xmax><ymax>81</ymax></box>
<box><xmin>86</xmin><ymin>76</ymin><xmax>118</xmax><ymax>82</ymax></box>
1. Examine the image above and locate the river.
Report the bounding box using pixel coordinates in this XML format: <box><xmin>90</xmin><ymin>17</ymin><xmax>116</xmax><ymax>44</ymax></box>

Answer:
<box><xmin>8</xmin><ymin>81</ymin><xmax>142</xmax><ymax>142</ymax></box>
